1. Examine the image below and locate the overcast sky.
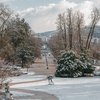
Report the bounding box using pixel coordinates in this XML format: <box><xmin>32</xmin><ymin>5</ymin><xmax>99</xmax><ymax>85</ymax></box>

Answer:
<box><xmin>0</xmin><ymin>0</ymin><xmax>100</xmax><ymax>33</ymax></box>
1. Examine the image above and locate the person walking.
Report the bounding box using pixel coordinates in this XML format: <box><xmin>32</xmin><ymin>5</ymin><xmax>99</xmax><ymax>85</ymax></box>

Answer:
<box><xmin>47</xmin><ymin>76</ymin><xmax>54</xmax><ymax>85</ymax></box>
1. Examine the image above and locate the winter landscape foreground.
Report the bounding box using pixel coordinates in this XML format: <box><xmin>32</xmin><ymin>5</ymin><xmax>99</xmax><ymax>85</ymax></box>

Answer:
<box><xmin>4</xmin><ymin>54</ymin><xmax>100</xmax><ymax>100</ymax></box>
<box><xmin>9</xmin><ymin>74</ymin><xmax>100</xmax><ymax>100</ymax></box>
<box><xmin>0</xmin><ymin>0</ymin><xmax>100</xmax><ymax>100</ymax></box>
<box><xmin>1</xmin><ymin>53</ymin><xmax>100</xmax><ymax>100</ymax></box>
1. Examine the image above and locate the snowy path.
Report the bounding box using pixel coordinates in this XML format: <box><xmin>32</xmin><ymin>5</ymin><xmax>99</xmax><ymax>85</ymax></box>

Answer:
<box><xmin>11</xmin><ymin>76</ymin><xmax>100</xmax><ymax>100</ymax></box>
<box><xmin>7</xmin><ymin>73</ymin><xmax>46</xmax><ymax>83</ymax></box>
<box><xmin>8</xmin><ymin>54</ymin><xmax>100</xmax><ymax>100</ymax></box>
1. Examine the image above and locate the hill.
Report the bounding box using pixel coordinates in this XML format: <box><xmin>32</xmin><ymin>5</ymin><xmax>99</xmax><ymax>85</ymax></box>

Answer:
<box><xmin>38</xmin><ymin>31</ymin><xmax>56</xmax><ymax>38</ymax></box>
<box><xmin>37</xmin><ymin>26</ymin><xmax>100</xmax><ymax>38</ymax></box>
<box><xmin>85</xmin><ymin>26</ymin><xmax>100</xmax><ymax>38</ymax></box>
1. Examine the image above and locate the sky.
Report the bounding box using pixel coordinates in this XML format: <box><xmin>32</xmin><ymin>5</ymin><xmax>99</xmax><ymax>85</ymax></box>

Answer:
<box><xmin>0</xmin><ymin>0</ymin><xmax>100</xmax><ymax>33</ymax></box>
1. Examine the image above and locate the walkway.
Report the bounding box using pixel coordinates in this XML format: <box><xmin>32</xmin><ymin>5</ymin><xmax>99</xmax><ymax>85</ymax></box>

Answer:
<box><xmin>11</xmin><ymin>88</ymin><xmax>58</xmax><ymax>100</ymax></box>
<box><xmin>10</xmin><ymin>54</ymin><xmax>58</xmax><ymax>100</ymax></box>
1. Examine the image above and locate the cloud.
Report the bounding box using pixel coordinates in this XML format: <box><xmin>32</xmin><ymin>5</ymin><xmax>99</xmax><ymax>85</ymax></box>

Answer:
<box><xmin>92</xmin><ymin>0</ymin><xmax>100</xmax><ymax>8</ymax></box>
<box><xmin>0</xmin><ymin>0</ymin><xmax>15</xmax><ymax>3</ymax></box>
<box><xmin>76</xmin><ymin>1</ymin><xmax>94</xmax><ymax>25</ymax></box>
<box><xmin>17</xmin><ymin>8</ymin><xmax>35</xmax><ymax>17</ymax></box>
<box><xmin>17</xmin><ymin>0</ymin><xmax>96</xmax><ymax>32</ymax></box>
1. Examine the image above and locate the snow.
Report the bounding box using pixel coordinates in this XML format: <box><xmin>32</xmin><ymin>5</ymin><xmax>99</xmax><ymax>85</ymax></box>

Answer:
<box><xmin>27</xmin><ymin>72</ymin><xmax>35</xmax><ymax>75</ymax></box>
<box><xmin>10</xmin><ymin>76</ymin><xmax>100</xmax><ymax>100</ymax></box>
<box><xmin>6</xmin><ymin>74</ymin><xmax>46</xmax><ymax>83</ymax></box>
<box><xmin>11</xmin><ymin>77</ymin><xmax>100</xmax><ymax>87</ymax></box>
<box><xmin>16</xmin><ymin>99</ymin><xmax>41</xmax><ymax>100</ymax></box>
<box><xmin>11</xmin><ymin>91</ymin><xmax>34</xmax><ymax>97</ymax></box>
<box><xmin>11</xmin><ymin>80</ymin><xmax>48</xmax><ymax>88</ymax></box>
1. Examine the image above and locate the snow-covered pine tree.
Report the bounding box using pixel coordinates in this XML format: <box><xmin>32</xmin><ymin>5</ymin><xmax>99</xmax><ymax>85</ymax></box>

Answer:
<box><xmin>55</xmin><ymin>51</ymin><xmax>83</xmax><ymax>77</ymax></box>
<box><xmin>80</xmin><ymin>53</ymin><xmax>95</xmax><ymax>76</ymax></box>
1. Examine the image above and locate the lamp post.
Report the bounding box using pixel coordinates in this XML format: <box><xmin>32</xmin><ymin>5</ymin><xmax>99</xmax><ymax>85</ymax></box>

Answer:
<box><xmin>43</xmin><ymin>45</ymin><xmax>48</xmax><ymax>69</ymax></box>
<box><xmin>5</xmin><ymin>82</ymin><xmax>10</xmax><ymax>100</ymax></box>
<box><xmin>45</xmin><ymin>51</ymin><xmax>48</xmax><ymax>69</ymax></box>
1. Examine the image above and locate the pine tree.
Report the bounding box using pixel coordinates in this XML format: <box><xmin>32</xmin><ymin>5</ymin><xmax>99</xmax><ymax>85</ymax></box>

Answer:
<box><xmin>55</xmin><ymin>51</ymin><xmax>83</xmax><ymax>77</ymax></box>
<box><xmin>80</xmin><ymin>53</ymin><xmax>94</xmax><ymax>76</ymax></box>
<box><xmin>55</xmin><ymin>50</ymin><xmax>95</xmax><ymax>77</ymax></box>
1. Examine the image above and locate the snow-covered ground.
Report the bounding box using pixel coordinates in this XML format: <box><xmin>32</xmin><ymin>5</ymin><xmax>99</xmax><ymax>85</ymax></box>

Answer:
<box><xmin>12</xmin><ymin>91</ymin><xmax>34</xmax><ymax>97</ymax></box>
<box><xmin>6</xmin><ymin>73</ymin><xmax>46</xmax><ymax>83</ymax></box>
<box><xmin>11</xmin><ymin>76</ymin><xmax>100</xmax><ymax>100</ymax></box>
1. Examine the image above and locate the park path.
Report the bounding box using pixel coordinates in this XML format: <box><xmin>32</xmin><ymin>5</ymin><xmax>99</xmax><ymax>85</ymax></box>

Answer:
<box><xmin>29</xmin><ymin>54</ymin><xmax>57</xmax><ymax>75</ymax></box>
<box><xmin>11</xmin><ymin>88</ymin><xmax>58</xmax><ymax>100</ymax></box>
<box><xmin>10</xmin><ymin>53</ymin><xmax>58</xmax><ymax>100</ymax></box>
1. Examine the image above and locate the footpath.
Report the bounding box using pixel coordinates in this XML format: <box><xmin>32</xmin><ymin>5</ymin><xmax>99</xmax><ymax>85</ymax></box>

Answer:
<box><xmin>9</xmin><ymin>55</ymin><xmax>58</xmax><ymax>100</ymax></box>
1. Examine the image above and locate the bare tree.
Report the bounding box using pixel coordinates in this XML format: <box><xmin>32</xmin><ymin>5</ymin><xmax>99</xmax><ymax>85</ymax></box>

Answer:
<box><xmin>48</xmin><ymin>33</ymin><xmax>64</xmax><ymax>58</ymax></box>
<box><xmin>0</xmin><ymin>3</ymin><xmax>12</xmax><ymax>57</ymax></box>
<box><xmin>0</xmin><ymin>60</ymin><xmax>11</xmax><ymax>88</ymax></box>
<box><xmin>86</xmin><ymin>8</ymin><xmax>100</xmax><ymax>49</ymax></box>
<box><xmin>74</xmin><ymin>11</ymin><xmax>84</xmax><ymax>52</ymax></box>
<box><xmin>66</xmin><ymin>9</ymin><xmax>74</xmax><ymax>50</ymax></box>
<box><xmin>56</xmin><ymin>9</ymin><xmax>74</xmax><ymax>50</ymax></box>
<box><xmin>57</xmin><ymin>13</ymin><xmax>67</xmax><ymax>50</ymax></box>
<box><xmin>50</xmin><ymin>9</ymin><xmax>83</xmax><ymax>58</ymax></box>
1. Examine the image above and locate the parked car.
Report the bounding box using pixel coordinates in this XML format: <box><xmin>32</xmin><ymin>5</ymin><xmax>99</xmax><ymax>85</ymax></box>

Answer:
<box><xmin>7</xmin><ymin>66</ymin><xmax>22</xmax><ymax>76</ymax></box>
<box><xmin>94</xmin><ymin>66</ymin><xmax>100</xmax><ymax>76</ymax></box>
<box><xmin>84</xmin><ymin>73</ymin><xmax>94</xmax><ymax>77</ymax></box>
<box><xmin>0</xmin><ymin>65</ymin><xmax>23</xmax><ymax>77</ymax></box>
<box><xmin>48</xmin><ymin>53</ymin><xmax>51</xmax><ymax>56</ymax></box>
<box><xmin>11</xmin><ymin>67</ymin><xmax>22</xmax><ymax>76</ymax></box>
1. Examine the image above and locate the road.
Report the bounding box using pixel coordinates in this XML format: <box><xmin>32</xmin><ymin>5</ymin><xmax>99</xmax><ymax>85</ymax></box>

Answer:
<box><xmin>11</xmin><ymin>52</ymin><xmax>100</xmax><ymax>100</ymax></box>
<box><xmin>29</xmin><ymin>52</ymin><xmax>57</xmax><ymax>75</ymax></box>
<box><xmin>2</xmin><ymin>51</ymin><xmax>100</xmax><ymax>100</ymax></box>
<box><xmin>11</xmin><ymin>76</ymin><xmax>100</xmax><ymax>100</ymax></box>
<box><xmin>9</xmin><ymin>52</ymin><xmax>58</xmax><ymax>100</ymax></box>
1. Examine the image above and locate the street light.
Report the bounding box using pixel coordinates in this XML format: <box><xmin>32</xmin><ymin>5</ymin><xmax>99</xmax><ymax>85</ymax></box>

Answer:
<box><xmin>43</xmin><ymin>45</ymin><xmax>49</xmax><ymax>69</ymax></box>
<box><xmin>45</xmin><ymin>51</ymin><xmax>48</xmax><ymax>69</ymax></box>
<box><xmin>5</xmin><ymin>82</ymin><xmax>10</xmax><ymax>100</ymax></box>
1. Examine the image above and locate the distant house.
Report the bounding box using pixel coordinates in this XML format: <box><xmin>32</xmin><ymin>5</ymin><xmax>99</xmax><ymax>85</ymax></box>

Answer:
<box><xmin>91</xmin><ymin>37</ymin><xmax>100</xmax><ymax>44</ymax></box>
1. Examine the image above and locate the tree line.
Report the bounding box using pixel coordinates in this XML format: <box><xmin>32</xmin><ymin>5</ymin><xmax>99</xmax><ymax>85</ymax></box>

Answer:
<box><xmin>48</xmin><ymin>8</ymin><xmax>100</xmax><ymax>77</ymax></box>
<box><xmin>49</xmin><ymin>8</ymin><xmax>100</xmax><ymax>59</ymax></box>
<box><xmin>0</xmin><ymin>3</ymin><xmax>42</xmax><ymax>68</ymax></box>
<box><xmin>0</xmin><ymin>3</ymin><xmax>42</xmax><ymax>86</ymax></box>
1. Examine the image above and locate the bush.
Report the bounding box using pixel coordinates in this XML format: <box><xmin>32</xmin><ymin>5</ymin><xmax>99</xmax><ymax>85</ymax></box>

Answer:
<box><xmin>55</xmin><ymin>51</ymin><xmax>94</xmax><ymax>77</ymax></box>
<box><xmin>80</xmin><ymin>53</ymin><xmax>95</xmax><ymax>76</ymax></box>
